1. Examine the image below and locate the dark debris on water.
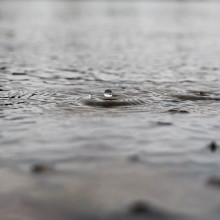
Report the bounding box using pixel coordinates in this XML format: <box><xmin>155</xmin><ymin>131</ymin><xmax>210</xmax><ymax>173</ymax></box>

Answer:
<box><xmin>168</xmin><ymin>109</ymin><xmax>189</xmax><ymax>114</ymax></box>
<box><xmin>156</xmin><ymin>122</ymin><xmax>173</xmax><ymax>126</ymax></box>
<box><xmin>129</xmin><ymin>201</ymin><xmax>152</xmax><ymax>214</ymax></box>
<box><xmin>207</xmin><ymin>176</ymin><xmax>220</xmax><ymax>189</ymax></box>
<box><xmin>127</xmin><ymin>154</ymin><xmax>141</xmax><ymax>163</ymax></box>
<box><xmin>0</xmin><ymin>66</ymin><xmax>6</xmax><ymax>70</ymax></box>
<box><xmin>126</xmin><ymin>200</ymin><xmax>186</xmax><ymax>220</ymax></box>
<box><xmin>11</xmin><ymin>72</ymin><xmax>26</xmax><ymax>76</ymax></box>
<box><xmin>208</xmin><ymin>141</ymin><xmax>219</xmax><ymax>153</ymax></box>
<box><xmin>31</xmin><ymin>163</ymin><xmax>54</xmax><ymax>174</ymax></box>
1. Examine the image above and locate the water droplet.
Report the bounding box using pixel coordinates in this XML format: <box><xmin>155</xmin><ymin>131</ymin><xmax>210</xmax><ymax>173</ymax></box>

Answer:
<box><xmin>104</xmin><ymin>89</ymin><xmax>113</xmax><ymax>98</ymax></box>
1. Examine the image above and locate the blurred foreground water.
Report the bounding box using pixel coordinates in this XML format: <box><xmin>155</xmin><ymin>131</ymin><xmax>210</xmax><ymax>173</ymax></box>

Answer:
<box><xmin>1</xmin><ymin>1</ymin><xmax>220</xmax><ymax>219</ymax></box>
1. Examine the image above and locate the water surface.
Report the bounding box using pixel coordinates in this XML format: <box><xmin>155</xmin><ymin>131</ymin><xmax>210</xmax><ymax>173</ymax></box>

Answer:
<box><xmin>1</xmin><ymin>1</ymin><xmax>220</xmax><ymax>219</ymax></box>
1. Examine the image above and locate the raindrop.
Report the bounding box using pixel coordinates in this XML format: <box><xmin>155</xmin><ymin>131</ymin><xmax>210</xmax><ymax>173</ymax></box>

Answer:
<box><xmin>104</xmin><ymin>89</ymin><xmax>113</xmax><ymax>98</ymax></box>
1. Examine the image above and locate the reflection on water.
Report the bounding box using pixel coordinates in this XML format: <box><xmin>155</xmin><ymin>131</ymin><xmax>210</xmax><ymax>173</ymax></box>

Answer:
<box><xmin>1</xmin><ymin>0</ymin><xmax>220</xmax><ymax>219</ymax></box>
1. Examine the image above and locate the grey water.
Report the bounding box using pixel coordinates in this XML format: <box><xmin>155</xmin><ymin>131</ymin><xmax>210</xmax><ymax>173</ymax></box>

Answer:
<box><xmin>1</xmin><ymin>0</ymin><xmax>220</xmax><ymax>219</ymax></box>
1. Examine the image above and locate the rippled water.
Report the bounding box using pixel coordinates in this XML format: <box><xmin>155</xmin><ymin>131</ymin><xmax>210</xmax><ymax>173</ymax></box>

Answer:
<box><xmin>1</xmin><ymin>1</ymin><xmax>220</xmax><ymax>219</ymax></box>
